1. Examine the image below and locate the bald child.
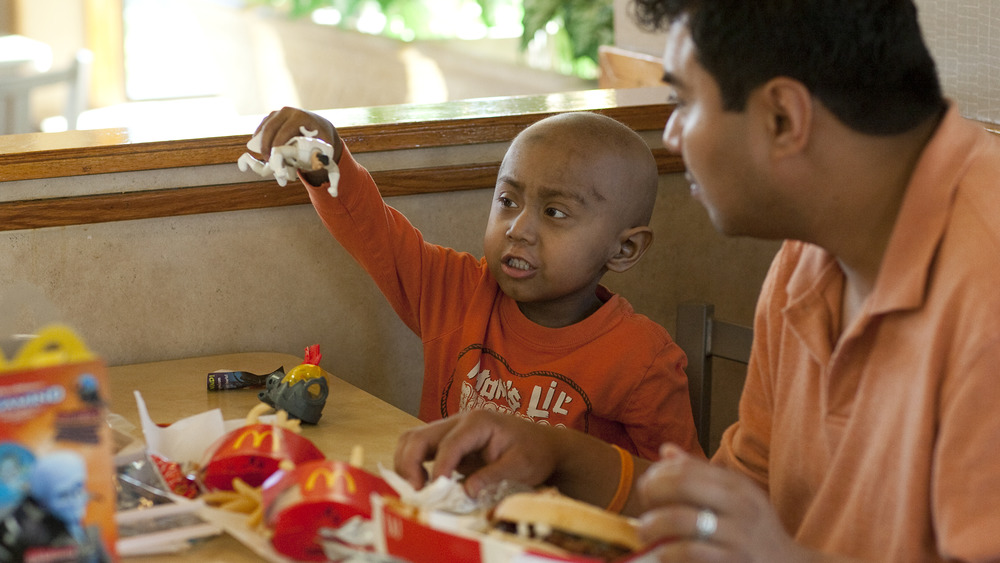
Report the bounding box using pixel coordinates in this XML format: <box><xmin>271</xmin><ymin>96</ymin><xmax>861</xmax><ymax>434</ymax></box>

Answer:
<box><xmin>248</xmin><ymin>109</ymin><xmax>701</xmax><ymax>461</ymax></box>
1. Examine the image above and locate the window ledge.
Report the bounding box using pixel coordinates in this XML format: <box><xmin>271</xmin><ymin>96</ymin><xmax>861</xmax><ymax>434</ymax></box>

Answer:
<box><xmin>0</xmin><ymin>88</ymin><xmax>682</xmax><ymax>232</ymax></box>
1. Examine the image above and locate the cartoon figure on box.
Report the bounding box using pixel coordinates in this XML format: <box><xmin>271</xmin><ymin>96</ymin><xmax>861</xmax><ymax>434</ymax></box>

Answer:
<box><xmin>0</xmin><ymin>444</ymin><xmax>33</xmax><ymax>516</ymax></box>
<box><xmin>259</xmin><ymin>345</ymin><xmax>329</xmax><ymax>424</ymax></box>
<box><xmin>0</xmin><ymin>450</ymin><xmax>110</xmax><ymax>562</ymax></box>
<box><xmin>75</xmin><ymin>373</ymin><xmax>103</xmax><ymax>406</ymax></box>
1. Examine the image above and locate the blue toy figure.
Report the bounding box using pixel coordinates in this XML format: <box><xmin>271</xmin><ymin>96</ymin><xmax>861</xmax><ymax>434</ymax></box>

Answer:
<box><xmin>0</xmin><ymin>450</ymin><xmax>110</xmax><ymax>562</ymax></box>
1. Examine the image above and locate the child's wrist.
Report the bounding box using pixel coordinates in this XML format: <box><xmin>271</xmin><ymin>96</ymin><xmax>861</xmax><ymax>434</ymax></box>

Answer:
<box><xmin>301</xmin><ymin>169</ymin><xmax>330</xmax><ymax>186</ymax></box>
<box><xmin>605</xmin><ymin>445</ymin><xmax>634</xmax><ymax>513</ymax></box>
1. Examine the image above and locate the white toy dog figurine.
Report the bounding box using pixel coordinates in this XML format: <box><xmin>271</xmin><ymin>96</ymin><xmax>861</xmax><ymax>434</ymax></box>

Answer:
<box><xmin>238</xmin><ymin>126</ymin><xmax>340</xmax><ymax>197</ymax></box>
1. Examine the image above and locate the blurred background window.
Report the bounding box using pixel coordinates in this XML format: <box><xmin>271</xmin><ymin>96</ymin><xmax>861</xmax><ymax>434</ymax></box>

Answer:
<box><xmin>1</xmin><ymin>0</ymin><xmax>612</xmax><ymax>135</ymax></box>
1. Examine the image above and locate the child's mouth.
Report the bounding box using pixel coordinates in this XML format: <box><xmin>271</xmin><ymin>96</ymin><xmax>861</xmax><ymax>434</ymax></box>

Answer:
<box><xmin>506</xmin><ymin>257</ymin><xmax>532</xmax><ymax>271</ymax></box>
<box><xmin>501</xmin><ymin>256</ymin><xmax>535</xmax><ymax>279</ymax></box>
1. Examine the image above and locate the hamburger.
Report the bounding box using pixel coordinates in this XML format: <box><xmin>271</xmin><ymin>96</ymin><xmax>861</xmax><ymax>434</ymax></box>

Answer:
<box><xmin>489</xmin><ymin>490</ymin><xmax>643</xmax><ymax>561</ymax></box>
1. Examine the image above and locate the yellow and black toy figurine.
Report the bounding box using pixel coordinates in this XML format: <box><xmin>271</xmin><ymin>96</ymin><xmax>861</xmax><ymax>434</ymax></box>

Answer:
<box><xmin>258</xmin><ymin>345</ymin><xmax>330</xmax><ymax>424</ymax></box>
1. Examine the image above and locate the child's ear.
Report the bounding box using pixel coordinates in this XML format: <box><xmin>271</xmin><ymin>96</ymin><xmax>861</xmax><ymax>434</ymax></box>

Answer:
<box><xmin>607</xmin><ymin>226</ymin><xmax>653</xmax><ymax>273</ymax></box>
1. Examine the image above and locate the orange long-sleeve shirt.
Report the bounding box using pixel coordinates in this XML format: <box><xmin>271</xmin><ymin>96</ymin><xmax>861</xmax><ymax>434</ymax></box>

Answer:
<box><xmin>304</xmin><ymin>146</ymin><xmax>701</xmax><ymax>460</ymax></box>
<box><xmin>714</xmin><ymin>105</ymin><xmax>1000</xmax><ymax>561</ymax></box>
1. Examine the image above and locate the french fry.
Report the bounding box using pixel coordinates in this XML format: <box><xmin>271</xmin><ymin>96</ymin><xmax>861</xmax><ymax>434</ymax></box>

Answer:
<box><xmin>246</xmin><ymin>402</ymin><xmax>273</xmax><ymax>425</ymax></box>
<box><xmin>232</xmin><ymin>477</ymin><xmax>262</xmax><ymax>502</ymax></box>
<box><xmin>201</xmin><ymin>490</ymin><xmax>241</xmax><ymax>506</ymax></box>
<box><xmin>203</xmin><ymin>477</ymin><xmax>263</xmax><ymax>521</ymax></box>
<box><xmin>246</xmin><ymin>403</ymin><xmax>302</xmax><ymax>432</ymax></box>
<box><xmin>247</xmin><ymin>505</ymin><xmax>264</xmax><ymax>529</ymax></box>
<box><xmin>273</xmin><ymin>409</ymin><xmax>302</xmax><ymax>433</ymax></box>
<box><xmin>221</xmin><ymin>495</ymin><xmax>258</xmax><ymax>513</ymax></box>
<box><xmin>349</xmin><ymin>444</ymin><xmax>364</xmax><ymax>468</ymax></box>
<box><xmin>283</xmin><ymin>417</ymin><xmax>302</xmax><ymax>433</ymax></box>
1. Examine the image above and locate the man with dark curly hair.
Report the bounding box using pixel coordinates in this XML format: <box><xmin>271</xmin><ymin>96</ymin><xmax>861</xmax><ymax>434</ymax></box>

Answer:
<box><xmin>394</xmin><ymin>1</ymin><xmax>1000</xmax><ymax>561</ymax></box>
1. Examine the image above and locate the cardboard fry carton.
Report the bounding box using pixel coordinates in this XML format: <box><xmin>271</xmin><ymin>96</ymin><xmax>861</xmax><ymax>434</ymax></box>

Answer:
<box><xmin>0</xmin><ymin>326</ymin><xmax>118</xmax><ymax>562</ymax></box>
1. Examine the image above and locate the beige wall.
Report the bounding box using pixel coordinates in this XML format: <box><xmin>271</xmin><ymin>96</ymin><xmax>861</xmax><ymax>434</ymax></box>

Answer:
<box><xmin>915</xmin><ymin>0</ymin><xmax>1000</xmax><ymax>124</ymax></box>
<box><xmin>0</xmin><ymin>1</ymin><xmax>10</xmax><ymax>35</ymax></box>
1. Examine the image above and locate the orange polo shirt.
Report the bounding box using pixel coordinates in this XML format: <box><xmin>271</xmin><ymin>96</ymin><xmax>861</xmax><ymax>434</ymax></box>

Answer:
<box><xmin>714</xmin><ymin>105</ymin><xmax>1000</xmax><ymax>561</ymax></box>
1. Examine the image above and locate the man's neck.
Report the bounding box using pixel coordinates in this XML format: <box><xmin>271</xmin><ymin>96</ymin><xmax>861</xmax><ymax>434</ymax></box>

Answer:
<box><xmin>824</xmin><ymin>112</ymin><xmax>944</xmax><ymax>333</ymax></box>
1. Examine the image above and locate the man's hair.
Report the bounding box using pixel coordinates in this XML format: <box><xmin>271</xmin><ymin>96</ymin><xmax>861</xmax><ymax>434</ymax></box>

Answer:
<box><xmin>631</xmin><ymin>0</ymin><xmax>946</xmax><ymax>135</ymax></box>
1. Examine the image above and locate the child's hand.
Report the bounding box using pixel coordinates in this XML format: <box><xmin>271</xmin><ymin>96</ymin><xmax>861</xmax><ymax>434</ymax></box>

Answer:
<box><xmin>252</xmin><ymin>107</ymin><xmax>342</xmax><ymax>163</ymax></box>
<box><xmin>394</xmin><ymin>410</ymin><xmax>560</xmax><ymax>498</ymax></box>
<box><xmin>238</xmin><ymin>107</ymin><xmax>343</xmax><ymax>187</ymax></box>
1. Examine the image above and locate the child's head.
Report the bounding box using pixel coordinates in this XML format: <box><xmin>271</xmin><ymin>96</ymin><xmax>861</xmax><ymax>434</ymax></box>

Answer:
<box><xmin>484</xmin><ymin>112</ymin><xmax>659</xmax><ymax>328</ymax></box>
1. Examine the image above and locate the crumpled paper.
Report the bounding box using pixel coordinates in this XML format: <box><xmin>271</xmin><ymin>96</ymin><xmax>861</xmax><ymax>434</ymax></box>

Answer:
<box><xmin>133</xmin><ymin>390</ymin><xmax>274</xmax><ymax>465</ymax></box>
<box><xmin>320</xmin><ymin>517</ymin><xmax>411</xmax><ymax>563</ymax></box>
<box><xmin>238</xmin><ymin>125</ymin><xmax>341</xmax><ymax>197</ymax></box>
<box><xmin>378</xmin><ymin>465</ymin><xmax>480</xmax><ymax>516</ymax></box>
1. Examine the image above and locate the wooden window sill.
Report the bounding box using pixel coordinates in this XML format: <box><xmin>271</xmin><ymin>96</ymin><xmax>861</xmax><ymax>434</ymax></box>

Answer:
<box><xmin>0</xmin><ymin>87</ymin><xmax>681</xmax><ymax>232</ymax></box>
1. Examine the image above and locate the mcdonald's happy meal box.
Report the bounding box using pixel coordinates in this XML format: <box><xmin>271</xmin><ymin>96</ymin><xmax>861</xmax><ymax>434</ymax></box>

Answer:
<box><xmin>199</xmin><ymin>421</ymin><xmax>325</xmax><ymax>491</ymax></box>
<box><xmin>260</xmin><ymin>459</ymin><xmax>397</xmax><ymax>561</ymax></box>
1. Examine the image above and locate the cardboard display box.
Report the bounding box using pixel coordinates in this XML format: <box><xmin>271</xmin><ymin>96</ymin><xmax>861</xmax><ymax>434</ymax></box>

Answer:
<box><xmin>0</xmin><ymin>327</ymin><xmax>118</xmax><ymax>562</ymax></box>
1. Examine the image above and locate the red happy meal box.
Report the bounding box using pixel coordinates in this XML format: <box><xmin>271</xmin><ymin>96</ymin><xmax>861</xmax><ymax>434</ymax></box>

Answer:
<box><xmin>0</xmin><ymin>326</ymin><xmax>118</xmax><ymax>562</ymax></box>
<box><xmin>260</xmin><ymin>459</ymin><xmax>398</xmax><ymax>561</ymax></box>
<box><xmin>199</xmin><ymin>422</ymin><xmax>325</xmax><ymax>491</ymax></box>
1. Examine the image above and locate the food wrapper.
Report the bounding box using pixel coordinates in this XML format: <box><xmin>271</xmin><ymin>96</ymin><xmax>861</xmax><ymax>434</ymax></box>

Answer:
<box><xmin>134</xmin><ymin>390</ymin><xmax>229</xmax><ymax>467</ymax></box>
<box><xmin>378</xmin><ymin>466</ymin><xmax>479</xmax><ymax>517</ymax></box>
<box><xmin>208</xmin><ymin>366</ymin><xmax>285</xmax><ymax>391</ymax></box>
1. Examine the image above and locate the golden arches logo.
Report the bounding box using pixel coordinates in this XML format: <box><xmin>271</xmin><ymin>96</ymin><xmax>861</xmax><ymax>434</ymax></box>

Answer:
<box><xmin>384</xmin><ymin>513</ymin><xmax>404</xmax><ymax>539</ymax></box>
<box><xmin>305</xmin><ymin>466</ymin><xmax>357</xmax><ymax>494</ymax></box>
<box><xmin>231</xmin><ymin>428</ymin><xmax>272</xmax><ymax>450</ymax></box>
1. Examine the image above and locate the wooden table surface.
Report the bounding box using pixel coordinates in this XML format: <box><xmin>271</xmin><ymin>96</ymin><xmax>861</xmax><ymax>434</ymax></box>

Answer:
<box><xmin>107</xmin><ymin>352</ymin><xmax>423</xmax><ymax>561</ymax></box>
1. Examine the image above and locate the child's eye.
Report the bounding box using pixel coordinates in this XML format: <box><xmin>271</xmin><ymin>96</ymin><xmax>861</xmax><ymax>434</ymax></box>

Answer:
<box><xmin>545</xmin><ymin>207</ymin><xmax>567</xmax><ymax>219</ymax></box>
<box><xmin>498</xmin><ymin>196</ymin><xmax>517</xmax><ymax>208</ymax></box>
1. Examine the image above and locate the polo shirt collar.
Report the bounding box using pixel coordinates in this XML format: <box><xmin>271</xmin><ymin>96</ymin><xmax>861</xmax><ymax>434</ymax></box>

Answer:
<box><xmin>869</xmin><ymin>103</ymin><xmax>978</xmax><ymax>315</ymax></box>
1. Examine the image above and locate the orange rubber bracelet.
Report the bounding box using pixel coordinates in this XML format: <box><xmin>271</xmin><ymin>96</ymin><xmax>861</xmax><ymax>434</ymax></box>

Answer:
<box><xmin>605</xmin><ymin>445</ymin><xmax>634</xmax><ymax>513</ymax></box>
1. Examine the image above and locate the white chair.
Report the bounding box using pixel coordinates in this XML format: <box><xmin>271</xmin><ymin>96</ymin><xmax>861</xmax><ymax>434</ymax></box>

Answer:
<box><xmin>0</xmin><ymin>48</ymin><xmax>92</xmax><ymax>135</ymax></box>
<box><xmin>675</xmin><ymin>302</ymin><xmax>753</xmax><ymax>455</ymax></box>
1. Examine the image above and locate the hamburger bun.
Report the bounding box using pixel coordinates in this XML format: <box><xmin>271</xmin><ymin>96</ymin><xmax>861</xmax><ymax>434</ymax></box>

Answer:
<box><xmin>490</xmin><ymin>490</ymin><xmax>642</xmax><ymax>561</ymax></box>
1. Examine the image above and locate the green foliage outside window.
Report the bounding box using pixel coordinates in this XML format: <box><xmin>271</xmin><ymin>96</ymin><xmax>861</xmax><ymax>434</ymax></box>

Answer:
<box><xmin>520</xmin><ymin>0</ymin><xmax>612</xmax><ymax>78</ymax></box>
<box><xmin>245</xmin><ymin>0</ymin><xmax>612</xmax><ymax>79</ymax></box>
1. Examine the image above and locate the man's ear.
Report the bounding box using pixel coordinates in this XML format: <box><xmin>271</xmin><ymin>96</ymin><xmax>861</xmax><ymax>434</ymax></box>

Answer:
<box><xmin>607</xmin><ymin>226</ymin><xmax>654</xmax><ymax>273</ymax></box>
<box><xmin>755</xmin><ymin>77</ymin><xmax>813</xmax><ymax>158</ymax></box>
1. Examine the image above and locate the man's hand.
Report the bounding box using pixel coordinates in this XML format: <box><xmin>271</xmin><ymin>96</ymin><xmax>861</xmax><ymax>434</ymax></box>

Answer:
<box><xmin>636</xmin><ymin>444</ymin><xmax>842</xmax><ymax>563</ymax></box>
